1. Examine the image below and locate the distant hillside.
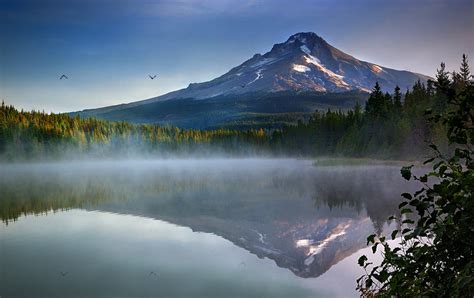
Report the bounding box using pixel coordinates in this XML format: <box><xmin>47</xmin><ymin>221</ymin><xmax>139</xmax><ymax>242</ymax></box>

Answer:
<box><xmin>74</xmin><ymin>91</ymin><xmax>368</xmax><ymax>129</ymax></box>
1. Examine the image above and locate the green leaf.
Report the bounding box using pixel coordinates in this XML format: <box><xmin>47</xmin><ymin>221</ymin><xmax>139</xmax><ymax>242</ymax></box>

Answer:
<box><xmin>399</xmin><ymin>201</ymin><xmax>408</xmax><ymax>208</ymax></box>
<box><xmin>423</xmin><ymin>157</ymin><xmax>435</xmax><ymax>164</ymax></box>
<box><xmin>365</xmin><ymin>278</ymin><xmax>373</xmax><ymax>288</ymax></box>
<box><xmin>439</xmin><ymin>165</ymin><xmax>447</xmax><ymax>176</ymax></box>
<box><xmin>358</xmin><ymin>255</ymin><xmax>368</xmax><ymax>266</ymax></box>
<box><xmin>401</xmin><ymin>208</ymin><xmax>413</xmax><ymax>214</ymax></box>
<box><xmin>372</xmin><ymin>243</ymin><xmax>379</xmax><ymax>253</ymax></box>
<box><xmin>391</xmin><ymin>230</ymin><xmax>398</xmax><ymax>240</ymax></box>
<box><xmin>367</xmin><ymin>234</ymin><xmax>376</xmax><ymax>245</ymax></box>
<box><xmin>401</xmin><ymin>165</ymin><xmax>413</xmax><ymax>180</ymax></box>
<box><xmin>379</xmin><ymin>271</ymin><xmax>389</xmax><ymax>282</ymax></box>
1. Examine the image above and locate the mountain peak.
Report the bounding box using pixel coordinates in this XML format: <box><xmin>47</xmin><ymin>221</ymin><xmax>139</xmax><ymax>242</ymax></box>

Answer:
<box><xmin>76</xmin><ymin>32</ymin><xmax>432</xmax><ymax>127</ymax></box>
<box><xmin>80</xmin><ymin>32</ymin><xmax>431</xmax><ymax>114</ymax></box>
<box><xmin>158</xmin><ymin>32</ymin><xmax>430</xmax><ymax>99</ymax></box>
<box><xmin>286</xmin><ymin>32</ymin><xmax>324</xmax><ymax>44</ymax></box>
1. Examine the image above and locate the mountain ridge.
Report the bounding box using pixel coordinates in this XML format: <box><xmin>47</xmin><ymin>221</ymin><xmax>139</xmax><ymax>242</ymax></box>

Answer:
<box><xmin>73</xmin><ymin>32</ymin><xmax>431</xmax><ymax>128</ymax></box>
<box><xmin>137</xmin><ymin>32</ymin><xmax>430</xmax><ymax>101</ymax></box>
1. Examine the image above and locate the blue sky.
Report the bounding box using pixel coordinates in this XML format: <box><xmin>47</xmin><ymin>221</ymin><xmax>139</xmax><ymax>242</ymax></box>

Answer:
<box><xmin>1</xmin><ymin>0</ymin><xmax>473</xmax><ymax>112</ymax></box>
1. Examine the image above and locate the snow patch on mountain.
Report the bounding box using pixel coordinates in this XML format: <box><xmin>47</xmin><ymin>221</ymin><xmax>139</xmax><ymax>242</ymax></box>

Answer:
<box><xmin>293</xmin><ymin>64</ymin><xmax>311</xmax><ymax>73</ymax></box>
<box><xmin>300</xmin><ymin>45</ymin><xmax>311</xmax><ymax>55</ymax></box>
<box><xmin>248</xmin><ymin>69</ymin><xmax>264</xmax><ymax>84</ymax></box>
<box><xmin>303</xmin><ymin>55</ymin><xmax>343</xmax><ymax>79</ymax></box>
<box><xmin>370</xmin><ymin>64</ymin><xmax>385</xmax><ymax>73</ymax></box>
<box><xmin>303</xmin><ymin>54</ymin><xmax>322</xmax><ymax>67</ymax></box>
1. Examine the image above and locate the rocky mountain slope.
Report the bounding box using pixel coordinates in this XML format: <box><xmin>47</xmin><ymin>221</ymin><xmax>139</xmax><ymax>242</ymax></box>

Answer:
<box><xmin>74</xmin><ymin>32</ymin><xmax>430</xmax><ymax>128</ymax></box>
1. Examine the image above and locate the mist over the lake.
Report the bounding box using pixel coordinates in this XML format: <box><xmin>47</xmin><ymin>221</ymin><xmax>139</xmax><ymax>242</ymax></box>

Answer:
<box><xmin>0</xmin><ymin>158</ymin><xmax>420</xmax><ymax>297</ymax></box>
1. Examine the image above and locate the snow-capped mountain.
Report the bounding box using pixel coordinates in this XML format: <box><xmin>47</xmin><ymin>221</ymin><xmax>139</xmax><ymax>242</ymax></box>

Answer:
<box><xmin>74</xmin><ymin>32</ymin><xmax>431</xmax><ymax>128</ymax></box>
<box><xmin>141</xmin><ymin>32</ymin><xmax>429</xmax><ymax>102</ymax></box>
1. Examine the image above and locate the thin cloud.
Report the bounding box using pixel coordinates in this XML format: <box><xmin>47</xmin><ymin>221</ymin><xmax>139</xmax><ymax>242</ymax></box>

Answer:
<box><xmin>143</xmin><ymin>0</ymin><xmax>264</xmax><ymax>17</ymax></box>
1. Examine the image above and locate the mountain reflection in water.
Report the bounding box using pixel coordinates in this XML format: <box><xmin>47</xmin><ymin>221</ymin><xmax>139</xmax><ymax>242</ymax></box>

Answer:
<box><xmin>0</xmin><ymin>159</ymin><xmax>417</xmax><ymax>279</ymax></box>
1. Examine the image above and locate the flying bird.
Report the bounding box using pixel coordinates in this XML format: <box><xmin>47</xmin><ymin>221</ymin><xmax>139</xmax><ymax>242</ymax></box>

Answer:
<box><xmin>60</xmin><ymin>75</ymin><xmax>68</xmax><ymax>80</ymax></box>
<box><xmin>149</xmin><ymin>271</ymin><xmax>157</xmax><ymax>276</ymax></box>
<box><xmin>241</xmin><ymin>84</ymin><xmax>246</xmax><ymax>88</ymax></box>
<box><xmin>60</xmin><ymin>271</ymin><xmax>68</xmax><ymax>276</ymax></box>
<box><xmin>149</xmin><ymin>75</ymin><xmax>157</xmax><ymax>80</ymax></box>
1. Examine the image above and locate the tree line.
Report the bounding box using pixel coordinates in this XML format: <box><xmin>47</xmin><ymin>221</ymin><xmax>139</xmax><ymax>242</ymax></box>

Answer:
<box><xmin>0</xmin><ymin>105</ymin><xmax>268</xmax><ymax>159</ymax></box>
<box><xmin>0</xmin><ymin>56</ymin><xmax>470</xmax><ymax>160</ymax></box>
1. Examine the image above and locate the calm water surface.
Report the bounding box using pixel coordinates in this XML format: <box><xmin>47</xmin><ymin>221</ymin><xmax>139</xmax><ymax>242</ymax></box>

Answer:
<box><xmin>0</xmin><ymin>159</ymin><xmax>416</xmax><ymax>297</ymax></box>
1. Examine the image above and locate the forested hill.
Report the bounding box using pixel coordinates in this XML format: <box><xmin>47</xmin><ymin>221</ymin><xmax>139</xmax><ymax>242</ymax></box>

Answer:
<box><xmin>72</xmin><ymin>91</ymin><xmax>369</xmax><ymax>130</ymax></box>
<box><xmin>1</xmin><ymin>57</ymin><xmax>471</xmax><ymax>161</ymax></box>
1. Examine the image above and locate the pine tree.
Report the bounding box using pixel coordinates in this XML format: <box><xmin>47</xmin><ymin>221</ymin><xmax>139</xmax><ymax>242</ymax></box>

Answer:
<box><xmin>373</xmin><ymin>81</ymin><xmax>382</xmax><ymax>95</ymax></box>
<box><xmin>365</xmin><ymin>82</ymin><xmax>384</xmax><ymax>118</ymax></box>
<box><xmin>434</xmin><ymin>62</ymin><xmax>451</xmax><ymax>112</ymax></box>
<box><xmin>435</xmin><ymin>62</ymin><xmax>451</xmax><ymax>92</ymax></box>
<box><xmin>459</xmin><ymin>54</ymin><xmax>471</xmax><ymax>87</ymax></box>
<box><xmin>393</xmin><ymin>85</ymin><xmax>402</xmax><ymax>115</ymax></box>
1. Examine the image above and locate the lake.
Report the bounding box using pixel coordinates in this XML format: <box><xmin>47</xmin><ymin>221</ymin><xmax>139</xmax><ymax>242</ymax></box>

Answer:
<box><xmin>0</xmin><ymin>159</ymin><xmax>416</xmax><ymax>297</ymax></box>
